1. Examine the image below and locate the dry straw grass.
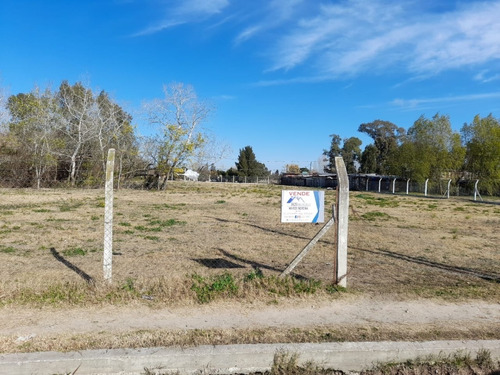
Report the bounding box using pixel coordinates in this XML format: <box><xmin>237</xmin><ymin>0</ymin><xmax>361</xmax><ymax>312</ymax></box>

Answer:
<box><xmin>0</xmin><ymin>182</ymin><xmax>499</xmax><ymax>307</ymax></box>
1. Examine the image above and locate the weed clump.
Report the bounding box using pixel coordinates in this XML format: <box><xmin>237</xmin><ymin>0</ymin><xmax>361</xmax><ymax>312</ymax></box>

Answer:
<box><xmin>191</xmin><ymin>273</ymin><xmax>239</xmax><ymax>303</ymax></box>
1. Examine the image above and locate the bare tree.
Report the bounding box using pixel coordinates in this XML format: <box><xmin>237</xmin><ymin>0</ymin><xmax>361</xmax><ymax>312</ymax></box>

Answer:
<box><xmin>57</xmin><ymin>81</ymin><xmax>100</xmax><ymax>185</ymax></box>
<box><xmin>143</xmin><ymin>82</ymin><xmax>212</xmax><ymax>189</ymax></box>
<box><xmin>6</xmin><ymin>87</ymin><xmax>59</xmax><ymax>188</ymax></box>
<box><xmin>191</xmin><ymin>132</ymin><xmax>232</xmax><ymax>176</ymax></box>
<box><xmin>0</xmin><ymin>85</ymin><xmax>10</xmax><ymax>130</ymax></box>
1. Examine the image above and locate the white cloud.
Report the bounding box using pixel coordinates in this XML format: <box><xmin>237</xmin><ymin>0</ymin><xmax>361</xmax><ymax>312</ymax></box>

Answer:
<box><xmin>133</xmin><ymin>0</ymin><xmax>500</xmax><ymax>80</ymax></box>
<box><xmin>175</xmin><ymin>0</ymin><xmax>229</xmax><ymax>17</ymax></box>
<box><xmin>234</xmin><ymin>25</ymin><xmax>262</xmax><ymax>45</ymax></box>
<box><xmin>391</xmin><ymin>92</ymin><xmax>500</xmax><ymax>109</ymax></box>
<box><xmin>267</xmin><ymin>0</ymin><xmax>500</xmax><ymax>78</ymax></box>
<box><xmin>474</xmin><ymin>70</ymin><xmax>500</xmax><ymax>83</ymax></box>
<box><xmin>134</xmin><ymin>0</ymin><xmax>230</xmax><ymax>36</ymax></box>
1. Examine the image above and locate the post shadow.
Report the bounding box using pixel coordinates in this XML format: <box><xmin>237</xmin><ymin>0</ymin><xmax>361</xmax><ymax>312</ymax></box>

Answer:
<box><xmin>50</xmin><ymin>247</ymin><xmax>95</xmax><ymax>285</ymax></box>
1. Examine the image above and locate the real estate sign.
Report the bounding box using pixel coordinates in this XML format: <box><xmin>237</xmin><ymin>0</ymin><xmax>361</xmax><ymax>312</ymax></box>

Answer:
<box><xmin>281</xmin><ymin>190</ymin><xmax>325</xmax><ymax>223</ymax></box>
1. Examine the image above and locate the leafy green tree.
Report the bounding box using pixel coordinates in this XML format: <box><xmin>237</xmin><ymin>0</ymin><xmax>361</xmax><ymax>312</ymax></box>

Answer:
<box><xmin>236</xmin><ymin>146</ymin><xmax>269</xmax><ymax>177</ymax></box>
<box><xmin>341</xmin><ymin>137</ymin><xmax>362</xmax><ymax>174</ymax></box>
<box><xmin>324</xmin><ymin>134</ymin><xmax>361</xmax><ymax>173</ymax></box>
<box><xmin>358</xmin><ymin>120</ymin><xmax>405</xmax><ymax>175</ymax></box>
<box><xmin>359</xmin><ymin>144</ymin><xmax>377</xmax><ymax>173</ymax></box>
<box><xmin>461</xmin><ymin>114</ymin><xmax>500</xmax><ymax>194</ymax></box>
<box><xmin>323</xmin><ymin>134</ymin><xmax>341</xmax><ymax>172</ymax></box>
<box><xmin>395</xmin><ymin>114</ymin><xmax>465</xmax><ymax>188</ymax></box>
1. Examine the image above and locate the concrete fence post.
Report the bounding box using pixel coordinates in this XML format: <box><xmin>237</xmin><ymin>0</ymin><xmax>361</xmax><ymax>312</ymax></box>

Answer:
<box><xmin>392</xmin><ymin>178</ymin><xmax>396</xmax><ymax>194</ymax></box>
<box><xmin>335</xmin><ymin>157</ymin><xmax>349</xmax><ymax>288</ymax></box>
<box><xmin>406</xmin><ymin>179</ymin><xmax>410</xmax><ymax>195</ymax></box>
<box><xmin>424</xmin><ymin>179</ymin><xmax>429</xmax><ymax>196</ymax></box>
<box><xmin>474</xmin><ymin>180</ymin><xmax>483</xmax><ymax>201</ymax></box>
<box><xmin>103</xmin><ymin>148</ymin><xmax>115</xmax><ymax>283</ymax></box>
<box><xmin>378</xmin><ymin>178</ymin><xmax>382</xmax><ymax>193</ymax></box>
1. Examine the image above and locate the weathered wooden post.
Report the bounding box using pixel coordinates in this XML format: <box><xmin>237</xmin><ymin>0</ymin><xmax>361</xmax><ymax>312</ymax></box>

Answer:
<box><xmin>335</xmin><ymin>157</ymin><xmax>349</xmax><ymax>288</ymax></box>
<box><xmin>103</xmin><ymin>148</ymin><xmax>115</xmax><ymax>283</ymax></box>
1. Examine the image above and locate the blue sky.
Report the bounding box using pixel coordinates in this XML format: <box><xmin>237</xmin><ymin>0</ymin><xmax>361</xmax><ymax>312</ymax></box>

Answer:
<box><xmin>1</xmin><ymin>0</ymin><xmax>500</xmax><ymax>172</ymax></box>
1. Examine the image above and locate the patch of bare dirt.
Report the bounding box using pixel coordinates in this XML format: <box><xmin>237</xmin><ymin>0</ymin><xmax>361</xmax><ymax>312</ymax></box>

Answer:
<box><xmin>1</xmin><ymin>297</ymin><xmax>498</xmax><ymax>346</ymax></box>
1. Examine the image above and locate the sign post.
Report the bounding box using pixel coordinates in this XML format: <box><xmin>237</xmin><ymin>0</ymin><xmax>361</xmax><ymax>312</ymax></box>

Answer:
<box><xmin>281</xmin><ymin>190</ymin><xmax>325</xmax><ymax>223</ymax></box>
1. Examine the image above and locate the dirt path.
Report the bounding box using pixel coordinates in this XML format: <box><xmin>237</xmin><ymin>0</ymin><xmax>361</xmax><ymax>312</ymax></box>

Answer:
<box><xmin>2</xmin><ymin>297</ymin><xmax>499</xmax><ymax>339</ymax></box>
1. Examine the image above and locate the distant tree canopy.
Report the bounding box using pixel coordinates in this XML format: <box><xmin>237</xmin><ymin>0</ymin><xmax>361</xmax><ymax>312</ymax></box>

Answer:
<box><xmin>324</xmin><ymin>135</ymin><xmax>362</xmax><ymax>174</ymax></box>
<box><xmin>0</xmin><ymin>81</ymin><xmax>224</xmax><ymax>188</ymax></box>
<box><xmin>285</xmin><ymin>164</ymin><xmax>300</xmax><ymax>174</ymax></box>
<box><xmin>358</xmin><ymin>120</ymin><xmax>405</xmax><ymax>175</ymax></box>
<box><xmin>142</xmin><ymin>82</ymin><xmax>211</xmax><ymax>189</ymax></box>
<box><xmin>461</xmin><ymin>114</ymin><xmax>500</xmax><ymax>194</ymax></box>
<box><xmin>1</xmin><ymin>81</ymin><xmax>141</xmax><ymax>188</ymax></box>
<box><xmin>325</xmin><ymin>113</ymin><xmax>500</xmax><ymax>194</ymax></box>
<box><xmin>235</xmin><ymin>146</ymin><xmax>269</xmax><ymax>177</ymax></box>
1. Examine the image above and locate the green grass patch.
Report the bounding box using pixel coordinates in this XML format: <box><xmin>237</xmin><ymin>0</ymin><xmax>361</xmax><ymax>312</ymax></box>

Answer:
<box><xmin>355</xmin><ymin>194</ymin><xmax>399</xmax><ymax>208</ymax></box>
<box><xmin>0</xmin><ymin>245</ymin><xmax>16</xmax><ymax>254</ymax></box>
<box><xmin>361</xmin><ymin>211</ymin><xmax>391</xmax><ymax>221</ymax></box>
<box><xmin>191</xmin><ymin>273</ymin><xmax>239</xmax><ymax>303</ymax></box>
<box><xmin>143</xmin><ymin>235</ymin><xmax>160</xmax><ymax>241</ymax></box>
<box><xmin>62</xmin><ymin>247</ymin><xmax>87</xmax><ymax>256</ymax></box>
<box><xmin>59</xmin><ymin>201</ymin><xmax>84</xmax><ymax>212</ymax></box>
<box><xmin>147</xmin><ymin>219</ymin><xmax>186</xmax><ymax>227</ymax></box>
<box><xmin>14</xmin><ymin>283</ymin><xmax>88</xmax><ymax>305</ymax></box>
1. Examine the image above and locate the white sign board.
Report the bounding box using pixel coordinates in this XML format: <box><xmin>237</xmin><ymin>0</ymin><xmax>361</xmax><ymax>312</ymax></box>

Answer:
<box><xmin>281</xmin><ymin>190</ymin><xmax>325</xmax><ymax>223</ymax></box>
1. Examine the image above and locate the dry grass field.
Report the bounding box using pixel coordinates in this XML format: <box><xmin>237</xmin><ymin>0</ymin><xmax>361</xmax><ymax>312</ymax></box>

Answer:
<box><xmin>0</xmin><ymin>181</ymin><xmax>498</xmax><ymax>304</ymax></box>
<box><xmin>0</xmin><ymin>182</ymin><xmax>499</xmax><ymax>354</ymax></box>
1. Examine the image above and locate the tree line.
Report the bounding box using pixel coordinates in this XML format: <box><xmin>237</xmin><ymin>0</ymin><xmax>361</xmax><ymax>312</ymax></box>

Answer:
<box><xmin>0</xmin><ymin>81</ymin><xmax>231</xmax><ymax>189</ymax></box>
<box><xmin>324</xmin><ymin>114</ymin><xmax>500</xmax><ymax>195</ymax></box>
<box><xmin>1</xmin><ymin>81</ymin><xmax>498</xmax><ymax>193</ymax></box>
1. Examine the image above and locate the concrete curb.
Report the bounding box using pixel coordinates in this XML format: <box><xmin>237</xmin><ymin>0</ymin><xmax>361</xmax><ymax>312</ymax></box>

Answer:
<box><xmin>1</xmin><ymin>340</ymin><xmax>499</xmax><ymax>375</ymax></box>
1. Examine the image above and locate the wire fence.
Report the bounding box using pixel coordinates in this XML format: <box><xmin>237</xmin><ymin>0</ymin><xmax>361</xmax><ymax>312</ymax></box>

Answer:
<box><xmin>0</xmin><ymin>180</ymin><xmax>499</xmax><ymax>301</ymax></box>
<box><xmin>281</xmin><ymin>174</ymin><xmax>500</xmax><ymax>201</ymax></box>
<box><xmin>0</xmin><ymin>167</ymin><xmax>281</xmax><ymax>189</ymax></box>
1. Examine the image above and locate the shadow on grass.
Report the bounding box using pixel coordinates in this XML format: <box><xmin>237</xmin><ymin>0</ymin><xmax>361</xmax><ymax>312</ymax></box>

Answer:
<box><xmin>217</xmin><ymin>248</ymin><xmax>309</xmax><ymax>281</ymax></box>
<box><xmin>192</xmin><ymin>258</ymin><xmax>245</xmax><ymax>269</ymax></box>
<box><xmin>50</xmin><ymin>247</ymin><xmax>95</xmax><ymax>285</ymax></box>
<box><xmin>210</xmin><ymin>216</ymin><xmax>333</xmax><ymax>244</ymax></box>
<box><xmin>209</xmin><ymin>216</ymin><xmax>499</xmax><ymax>283</ymax></box>
<box><xmin>352</xmin><ymin>246</ymin><xmax>500</xmax><ymax>283</ymax></box>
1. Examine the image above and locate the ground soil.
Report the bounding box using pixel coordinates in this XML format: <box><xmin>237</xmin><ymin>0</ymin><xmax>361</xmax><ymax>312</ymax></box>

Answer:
<box><xmin>1</xmin><ymin>297</ymin><xmax>499</xmax><ymax>348</ymax></box>
<box><xmin>0</xmin><ymin>184</ymin><xmax>499</xmax><ymax>354</ymax></box>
